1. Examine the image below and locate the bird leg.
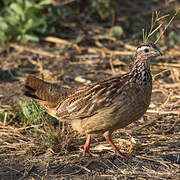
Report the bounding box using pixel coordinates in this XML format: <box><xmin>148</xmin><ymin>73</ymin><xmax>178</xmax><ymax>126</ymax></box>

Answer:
<box><xmin>106</xmin><ymin>138</ymin><xmax>125</xmax><ymax>157</ymax></box>
<box><xmin>104</xmin><ymin>131</ymin><xmax>125</xmax><ymax>157</ymax></box>
<box><xmin>83</xmin><ymin>135</ymin><xmax>99</xmax><ymax>157</ymax></box>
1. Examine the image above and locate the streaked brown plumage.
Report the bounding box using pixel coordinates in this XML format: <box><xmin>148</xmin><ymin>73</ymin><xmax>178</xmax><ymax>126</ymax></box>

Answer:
<box><xmin>24</xmin><ymin>43</ymin><xmax>162</xmax><ymax>157</ymax></box>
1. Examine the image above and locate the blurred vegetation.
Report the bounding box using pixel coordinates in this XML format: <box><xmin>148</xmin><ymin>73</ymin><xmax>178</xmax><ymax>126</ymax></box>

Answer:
<box><xmin>0</xmin><ymin>0</ymin><xmax>63</xmax><ymax>43</ymax></box>
<box><xmin>0</xmin><ymin>0</ymin><xmax>179</xmax><ymax>45</ymax></box>
<box><xmin>90</xmin><ymin>0</ymin><xmax>115</xmax><ymax>20</ymax></box>
<box><xmin>17</xmin><ymin>98</ymin><xmax>75</xmax><ymax>152</ymax></box>
<box><xmin>19</xmin><ymin>98</ymin><xmax>46</xmax><ymax>125</ymax></box>
<box><xmin>18</xmin><ymin>98</ymin><xmax>60</xmax><ymax>148</ymax></box>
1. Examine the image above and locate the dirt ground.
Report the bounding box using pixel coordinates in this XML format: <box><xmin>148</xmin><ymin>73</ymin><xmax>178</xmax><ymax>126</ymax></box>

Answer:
<box><xmin>0</xmin><ymin>2</ymin><xmax>180</xmax><ymax>180</ymax></box>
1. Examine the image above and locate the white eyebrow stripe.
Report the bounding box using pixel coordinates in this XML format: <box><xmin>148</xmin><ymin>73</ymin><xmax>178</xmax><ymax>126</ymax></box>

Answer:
<box><xmin>137</xmin><ymin>46</ymin><xmax>150</xmax><ymax>51</ymax></box>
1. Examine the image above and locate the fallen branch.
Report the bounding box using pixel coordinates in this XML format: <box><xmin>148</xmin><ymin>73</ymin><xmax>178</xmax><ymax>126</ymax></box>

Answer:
<box><xmin>45</xmin><ymin>36</ymin><xmax>81</xmax><ymax>53</ymax></box>
<box><xmin>147</xmin><ymin>109</ymin><xmax>180</xmax><ymax>115</ymax></box>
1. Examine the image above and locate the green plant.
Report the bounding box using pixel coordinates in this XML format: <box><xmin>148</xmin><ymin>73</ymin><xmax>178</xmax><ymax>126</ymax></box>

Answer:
<box><xmin>19</xmin><ymin>97</ymin><xmax>46</xmax><ymax>125</ymax></box>
<box><xmin>19</xmin><ymin>97</ymin><xmax>59</xmax><ymax>141</ymax></box>
<box><xmin>90</xmin><ymin>0</ymin><xmax>115</xmax><ymax>20</ymax></box>
<box><xmin>0</xmin><ymin>0</ymin><xmax>53</xmax><ymax>43</ymax></box>
<box><xmin>43</xmin><ymin>128</ymin><xmax>59</xmax><ymax>147</ymax></box>
<box><xmin>168</xmin><ymin>31</ymin><xmax>180</xmax><ymax>45</ymax></box>
<box><xmin>18</xmin><ymin>97</ymin><xmax>73</xmax><ymax>151</ymax></box>
<box><xmin>142</xmin><ymin>10</ymin><xmax>179</xmax><ymax>44</ymax></box>
<box><xmin>112</xmin><ymin>25</ymin><xmax>123</xmax><ymax>39</ymax></box>
<box><xmin>142</xmin><ymin>11</ymin><xmax>169</xmax><ymax>43</ymax></box>
<box><xmin>1</xmin><ymin>0</ymin><xmax>12</xmax><ymax>6</ymax></box>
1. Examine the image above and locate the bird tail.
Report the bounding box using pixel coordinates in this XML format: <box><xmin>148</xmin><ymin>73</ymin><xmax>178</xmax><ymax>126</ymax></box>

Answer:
<box><xmin>24</xmin><ymin>75</ymin><xmax>61</xmax><ymax>103</ymax></box>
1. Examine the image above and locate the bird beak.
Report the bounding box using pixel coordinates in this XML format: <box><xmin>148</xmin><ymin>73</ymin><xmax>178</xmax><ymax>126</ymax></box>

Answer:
<box><xmin>158</xmin><ymin>49</ymin><xmax>162</xmax><ymax>56</ymax></box>
<box><xmin>157</xmin><ymin>49</ymin><xmax>162</xmax><ymax>56</ymax></box>
<box><xmin>158</xmin><ymin>50</ymin><xmax>162</xmax><ymax>56</ymax></box>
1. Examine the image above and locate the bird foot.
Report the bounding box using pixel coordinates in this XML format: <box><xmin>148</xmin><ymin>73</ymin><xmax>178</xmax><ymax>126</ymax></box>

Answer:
<box><xmin>83</xmin><ymin>149</ymin><xmax>99</xmax><ymax>157</ymax></box>
<box><xmin>115</xmin><ymin>149</ymin><xmax>126</xmax><ymax>158</ymax></box>
<box><xmin>115</xmin><ymin>150</ymin><xmax>135</xmax><ymax>158</ymax></box>
<box><xmin>127</xmin><ymin>152</ymin><xmax>136</xmax><ymax>157</ymax></box>
<box><xmin>83</xmin><ymin>135</ymin><xmax>99</xmax><ymax>157</ymax></box>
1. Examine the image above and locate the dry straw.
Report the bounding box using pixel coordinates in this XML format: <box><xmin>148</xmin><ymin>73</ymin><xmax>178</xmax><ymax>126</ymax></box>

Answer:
<box><xmin>142</xmin><ymin>9</ymin><xmax>179</xmax><ymax>44</ymax></box>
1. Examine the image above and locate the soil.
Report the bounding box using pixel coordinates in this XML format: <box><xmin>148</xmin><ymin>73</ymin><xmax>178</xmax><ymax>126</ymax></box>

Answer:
<box><xmin>0</xmin><ymin>2</ymin><xmax>180</xmax><ymax>179</ymax></box>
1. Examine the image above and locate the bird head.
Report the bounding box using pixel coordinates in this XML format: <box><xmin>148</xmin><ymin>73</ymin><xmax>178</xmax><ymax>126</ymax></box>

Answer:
<box><xmin>136</xmin><ymin>43</ymin><xmax>162</xmax><ymax>60</ymax></box>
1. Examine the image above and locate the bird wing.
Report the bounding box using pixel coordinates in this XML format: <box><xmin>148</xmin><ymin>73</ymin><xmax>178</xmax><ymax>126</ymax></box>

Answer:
<box><xmin>56</xmin><ymin>74</ymin><xmax>129</xmax><ymax>119</ymax></box>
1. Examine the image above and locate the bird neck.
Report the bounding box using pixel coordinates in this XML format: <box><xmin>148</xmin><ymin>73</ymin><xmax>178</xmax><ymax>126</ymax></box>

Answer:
<box><xmin>130</xmin><ymin>57</ymin><xmax>152</xmax><ymax>85</ymax></box>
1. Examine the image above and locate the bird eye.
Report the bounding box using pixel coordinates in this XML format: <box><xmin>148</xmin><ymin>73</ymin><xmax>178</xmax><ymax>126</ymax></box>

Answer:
<box><xmin>144</xmin><ymin>48</ymin><xmax>149</xmax><ymax>53</ymax></box>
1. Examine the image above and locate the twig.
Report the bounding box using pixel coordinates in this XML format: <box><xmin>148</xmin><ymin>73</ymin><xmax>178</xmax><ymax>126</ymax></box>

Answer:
<box><xmin>93</xmin><ymin>47</ymin><xmax>134</xmax><ymax>55</ymax></box>
<box><xmin>5</xmin><ymin>166</ymin><xmax>24</xmax><ymax>176</ymax></box>
<box><xmin>3</xmin><ymin>111</ymin><xmax>7</xmax><ymax>126</ymax></box>
<box><xmin>109</xmin><ymin>53</ymin><xmax>116</xmax><ymax>75</ymax></box>
<box><xmin>11</xmin><ymin>43</ymin><xmax>60</xmax><ymax>58</ymax></box>
<box><xmin>152</xmin><ymin>69</ymin><xmax>170</xmax><ymax>81</ymax></box>
<box><xmin>155</xmin><ymin>9</ymin><xmax>180</xmax><ymax>44</ymax></box>
<box><xmin>116</xmin><ymin>157</ymin><xmax>131</xmax><ymax>169</ymax></box>
<box><xmin>0</xmin><ymin>151</ymin><xmax>27</xmax><ymax>157</ymax></box>
<box><xmin>136</xmin><ymin>155</ymin><xmax>169</xmax><ymax>168</ymax></box>
<box><xmin>142</xmin><ymin>10</ymin><xmax>179</xmax><ymax>43</ymax></box>
<box><xmin>106</xmin><ymin>159</ymin><xmax>120</xmax><ymax>170</ymax></box>
<box><xmin>45</xmin><ymin>36</ymin><xmax>81</xmax><ymax>53</ymax></box>
<box><xmin>76</xmin><ymin>164</ymin><xmax>91</xmax><ymax>173</ymax></box>
<box><xmin>153</xmin><ymin>62</ymin><xmax>180</xmax><ymax>68</ymax></box>
<box><xmin>135</xmin><ymin>119</ymin><xmax>155</xmax><ymax>132</ymax></box>
<box><xmin>60</xmin><ymin>160</ymin><xmax>96</xmax><ymax>175</ymax></box>
<box><xmin>146</xmin><ymin>109</ymin><xmax>180</xmax><ymax>115</ymax></box>
<box><xmin>143</xmin><ymin>11</ymin><xmax>168</xmax><ymax>43</ymax></box>
<box><xmin>53</xmin><ymin>0</ymin><xmax>77</xmax><ymax>7</ymax></box>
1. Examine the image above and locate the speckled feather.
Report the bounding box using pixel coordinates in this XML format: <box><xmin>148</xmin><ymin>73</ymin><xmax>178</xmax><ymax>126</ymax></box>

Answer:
<box><xmin>56</xmin><ymin>74</ymin><xmax>129</xmax><ymax>119</ymax></box>
<box><xmin>24</xmin><ymin>43</ymin><xmax>161</xmax><ymax>136</ymax></box>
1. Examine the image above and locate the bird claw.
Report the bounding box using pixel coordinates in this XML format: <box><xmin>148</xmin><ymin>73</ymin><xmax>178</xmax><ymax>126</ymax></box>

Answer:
<box><xmin>83</xmin><ymin>135</ymin><xmax>99</xmax><ymax>157</ymax></box>
<box><xmin>83</xmin><ymin>149</ymin><xmax>99</xmax><ymax>157</ymax></box>
<box><xmin>115</xmin><ymin>150</ymin><xmax>135</xmax><ymax>158</ymax></box>
<box><xmin>115</xmin><ymin>150</ymin><xmax>126</xmax><ymax>158</ymax></box>
<box><xmin>127</xmin><ymin>152</ymin><xmax>136</xmax><ymax>157</ymax></box>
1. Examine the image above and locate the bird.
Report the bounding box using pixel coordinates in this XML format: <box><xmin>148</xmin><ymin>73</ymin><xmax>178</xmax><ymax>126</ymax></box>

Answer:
<box><xmin>24</xmin><ymin>43</ymin><xmax>162</xmax><ymax>157</ymax></box>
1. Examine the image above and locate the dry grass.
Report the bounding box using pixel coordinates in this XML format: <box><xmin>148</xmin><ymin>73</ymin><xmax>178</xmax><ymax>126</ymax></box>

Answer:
<box><xmin>0</xmin><ymin>42</ymin><xmax>179</xmax><ymax>179</ymax></box>
<box><xmin>0</xmin><ymin>1</ymin><xmax>180</xmax><ymax>179</ymax></box>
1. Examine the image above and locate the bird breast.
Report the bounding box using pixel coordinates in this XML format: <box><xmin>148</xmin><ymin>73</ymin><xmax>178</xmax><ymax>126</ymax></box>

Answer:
<box><xmin>75</xmin><ymin>82</ymin><xmax>152</xmax><ymax>135</ymax></box>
